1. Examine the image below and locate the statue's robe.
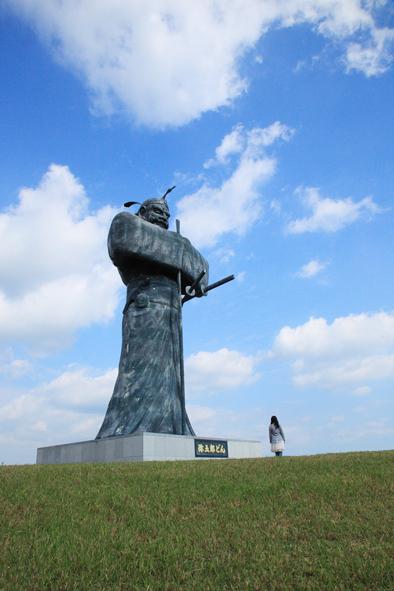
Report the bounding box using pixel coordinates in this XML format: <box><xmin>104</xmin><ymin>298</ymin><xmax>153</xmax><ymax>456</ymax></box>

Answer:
<box><xmin>96</xmin><ymin>212</ymin><xmax>209</xmax><ymax>439</ymax></box>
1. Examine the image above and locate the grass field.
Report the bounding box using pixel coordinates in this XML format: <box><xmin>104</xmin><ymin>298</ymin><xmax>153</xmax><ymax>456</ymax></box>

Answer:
<box><xmin>1</xmin><ymin>451</ymin><xmax>393</xmax><ymax>591</ymax></box>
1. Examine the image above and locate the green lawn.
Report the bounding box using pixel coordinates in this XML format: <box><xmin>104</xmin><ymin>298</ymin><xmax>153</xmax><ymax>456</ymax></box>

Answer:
<box><xmin>1</xmin><ymin>451</ymin><xmax>393</xmax><ymax>590</ymax></box>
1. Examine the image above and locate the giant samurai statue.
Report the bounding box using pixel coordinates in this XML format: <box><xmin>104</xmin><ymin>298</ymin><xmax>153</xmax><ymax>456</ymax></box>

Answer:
<box><xmin>96</xmin><ymin>188</ymin><xmax>209</xmax><ymax>439</ymax></box>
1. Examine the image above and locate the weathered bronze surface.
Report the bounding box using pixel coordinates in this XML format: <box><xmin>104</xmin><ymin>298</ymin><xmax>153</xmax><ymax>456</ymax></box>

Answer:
<box><xmin>96</xmin><ymin>197</ymin><xmax>208</xmax><ymax>439</ymax></box>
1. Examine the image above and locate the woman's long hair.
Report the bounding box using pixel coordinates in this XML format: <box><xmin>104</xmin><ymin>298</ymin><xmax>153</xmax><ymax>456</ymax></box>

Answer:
<box><xmin>270</xmin><ymin>415</ymin><xmax>280</xmax><ymax>428</ymax></box>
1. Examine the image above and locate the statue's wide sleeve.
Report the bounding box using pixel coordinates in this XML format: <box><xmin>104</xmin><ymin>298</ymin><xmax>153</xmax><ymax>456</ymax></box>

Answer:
<box><xmin>108</xmin><ymin>212</ymin><xmax>209</xmax><ymax>290</ymax></box>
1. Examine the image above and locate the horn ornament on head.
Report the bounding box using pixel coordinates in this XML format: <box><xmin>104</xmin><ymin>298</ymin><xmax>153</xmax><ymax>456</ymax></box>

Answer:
<box><xmin>123</xmin><ymin>186</ymin><xmax>176</xmax><ymax>209</ymax></box>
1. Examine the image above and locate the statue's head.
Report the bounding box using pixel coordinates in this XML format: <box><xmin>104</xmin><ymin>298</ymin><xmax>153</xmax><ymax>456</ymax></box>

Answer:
<box><xmin>124</xmin><ymin>186</ymin><xmax>175</xmax><ymax>229</ymax></box>
<box><xmin>137</xmin><ymin>198</ymin><xmax>170</xmax><ymax>230</ymax></box>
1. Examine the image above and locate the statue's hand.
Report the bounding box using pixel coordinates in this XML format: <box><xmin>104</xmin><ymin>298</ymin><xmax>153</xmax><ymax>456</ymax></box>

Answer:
<box><xmin>184</xmin><ymin>284</ymin><xmax>206</xmax><ymax>298</ymax></box>
<box><xmin>194</xmin><ymin>285</ymin><xmax>206</xmax><ymax>297</ymax></box>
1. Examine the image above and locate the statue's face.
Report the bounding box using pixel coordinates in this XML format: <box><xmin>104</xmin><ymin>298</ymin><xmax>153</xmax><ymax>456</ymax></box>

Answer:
<box><xmin>140</xmin><ymin>201</ymin><xmax>170</xmax><ymax>229</ymax></box>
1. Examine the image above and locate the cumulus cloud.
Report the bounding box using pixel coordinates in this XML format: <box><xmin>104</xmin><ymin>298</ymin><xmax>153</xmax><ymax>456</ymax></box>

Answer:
<box><xmin>0</xmin><ymin>164</ymin><xmax>120</xmax><ymax>351</ymax></box>
<box><xmin>177</xmin><ymin>121</ymin><xmax>294</xmax><ymax>248</ymax></box>
<box><xmin>273</xmin><ymin>312</ymin><xmax>394</xmax><ymax>359</ymax></box>
<box><xmin>292</xmin><ymin>354</ymin><xmax>394</xmax><ymax>388</ymax></box>
<box><xmin>5</xmin><ymin>0</ymin><xmax>393</xmax><ymax>127</ymax></box>
<box><xmin>272</xmin><ymin>311</ymin><xmax>394</xmax><ymax>390</ymax></box>
<box><xmin>296</xmin><ymin>259</ymin><xmax>327</xmax><ymax>278</ymax></box>
<box><xmin>0</xmin><ymin>365</ymin><xmax>115</xmax><ymax>462</ymax></box>
<box><xmin>40</xmin><ymin>367</ymin><xmax>117</xmax><ymax>411</ymax></box>
<box><xmin>185</xmin><ymin>347</ymin><xmax>261</xmax><ymax>397</ymax></box>
<box><xmin>287</xmin><ymin>186</ymin><xmax>382</xmax><ymax>234</ymax></box>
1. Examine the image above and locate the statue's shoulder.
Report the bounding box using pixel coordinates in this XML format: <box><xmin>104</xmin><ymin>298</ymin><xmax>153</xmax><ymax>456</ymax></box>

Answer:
<box><xmin>110</xmin><ymin>211</ymin><xmax>138</xmax><ymax>229</ymax></box>
<box><xmin>109</xmin><ymin>212</ymin><xmax>150</xmax><ymax>241</ymax></box>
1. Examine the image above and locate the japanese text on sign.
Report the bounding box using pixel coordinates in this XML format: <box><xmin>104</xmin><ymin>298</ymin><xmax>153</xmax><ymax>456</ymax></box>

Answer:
<box><xmin>194</xmin><ymin>439</ymin><xmax>228</xmax><ymax>458</ymax></box>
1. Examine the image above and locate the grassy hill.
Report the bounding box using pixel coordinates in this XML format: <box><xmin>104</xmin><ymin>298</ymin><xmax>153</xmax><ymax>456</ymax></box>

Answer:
<box><xmin>1</xmin><ymin>451</ymin><xmax>393</xmax><ymax>590</ymax></box>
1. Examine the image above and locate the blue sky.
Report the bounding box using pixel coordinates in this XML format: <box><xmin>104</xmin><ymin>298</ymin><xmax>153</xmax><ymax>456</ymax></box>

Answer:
<box><xmin>1</xmin><ymin>1</ymin><xmax>393</xmax><ymax>464</ymax></box>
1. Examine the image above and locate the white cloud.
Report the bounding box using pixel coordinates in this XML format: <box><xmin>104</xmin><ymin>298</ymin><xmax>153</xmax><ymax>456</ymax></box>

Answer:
<box><xmin>204</xmin><ymin>122</ymin><xmax>293</xmax><ymax>169</ymax></box>
<box><xmin>0</xmin><ymin>165</ymin><xmax>120</xmax><ymax>351</ymax></box>
<box><xmin>213</xmin><ymin>247</ymin><xmax>235</xmax><ymax>263</ymax></box>
<box><xmin>204</xmin><ymin>124</ymin><xmax>244</xmax><ymax>168</ymax></box>
<box><xmin>177</xmin><ymin>121</ymin><xmax>293</xmax><ymax>247</ymax></box>
<box><xmin>293</xmin><ymin>354</ymin><xmax>394</xmax><ymax>388</ymax></box>
<box><xmin>247</xmin><ymin>121</ymin><xmax>294</xmax><ymax>148</ymax></box>
<box><xmin>5</xmin><ymin>1</ymin><xmax>393</xmax><ymax>127</ymax></box>
<box><xmin>346</xmin><ymin>27</ymin><xmax>394</xmax><ymax>76</ymax></box>
<box><xmin>0</xmin><ymin>364</ymin><xmax>117</xmax><ymax>462</ymax></box>
<box><xmin>185</xmin><ymin>347</ymin><xmax>261</xmax><ymax>397</ymax></box>
<box><xmin>272</xmin><ymin>311</ymin><xmax>394</xmax><ymax>390</ymax></box>
<box><xmin>187</xmin><ymin>404</ymin><xmax>217</xmax><ymax>423</ymax></box>
<box><xmin>0</xmin><ymin>366</ymin><xmax>115</xmax><ymax>423</ymax></box>
<box><xmin>296</xmin><ymin>258</ymin><xmax>327</xmax><ymax>278</ymax></box>
<box><xmin>287</xmin><ymin>186</ymin><xmax>382</xmax><ymax>234</ymax></box>
<box><xmin>40</xmin><ymin>367</ymin><xmax>117</xmax><ymax>410</ymax></box>
<box><xmin>273</xmin><ymin>312</ymin><xmax>394</xmax><ymax>359</ymax></box>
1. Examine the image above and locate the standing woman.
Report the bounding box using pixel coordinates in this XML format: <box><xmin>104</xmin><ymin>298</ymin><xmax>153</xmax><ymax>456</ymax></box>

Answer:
<box><xmin>269</xmin><ymin>416</ymin><xmax>285</xmax><ymax>456</ymax></box>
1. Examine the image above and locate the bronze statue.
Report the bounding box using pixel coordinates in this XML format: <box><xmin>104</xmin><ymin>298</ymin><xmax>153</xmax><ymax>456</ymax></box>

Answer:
<box><xmin>96</xmin><ymin>190</ymin><xmax>209</xmax><ymax>438</ymax></box>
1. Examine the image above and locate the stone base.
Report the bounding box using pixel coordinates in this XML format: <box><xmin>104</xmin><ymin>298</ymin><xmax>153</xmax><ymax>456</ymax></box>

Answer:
<box><xmin>36</xmin><ymin>432</ymin><xmax>261</xmax><ymax>464</ymax></box>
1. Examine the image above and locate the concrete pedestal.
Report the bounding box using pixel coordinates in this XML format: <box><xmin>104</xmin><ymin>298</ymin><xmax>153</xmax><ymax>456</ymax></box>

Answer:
<box><xmin>36</xmin><ymin>432</ymin><xmax>261</xmax><ymax>464</ymax></box>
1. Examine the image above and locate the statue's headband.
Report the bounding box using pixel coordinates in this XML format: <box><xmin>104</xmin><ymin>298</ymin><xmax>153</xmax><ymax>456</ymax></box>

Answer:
<box><xmin>124</xmin><ymin>186</ymin><xmax>175</xmax><ymax>209</ymax></box>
